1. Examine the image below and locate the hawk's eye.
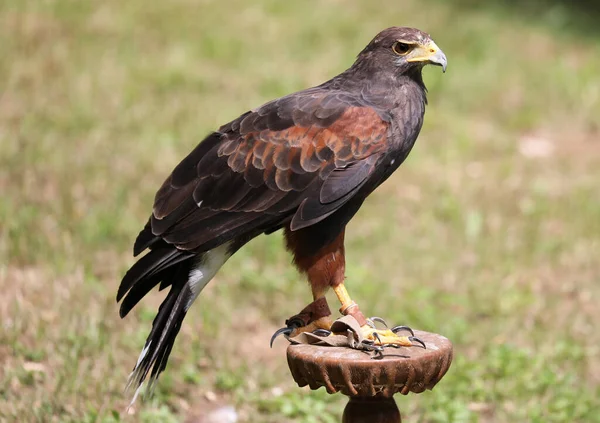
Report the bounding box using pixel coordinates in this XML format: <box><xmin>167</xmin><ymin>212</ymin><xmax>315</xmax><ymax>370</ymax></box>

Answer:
<box><xmin>392</xmin><ymin>41</ymin><xmax>412</xmax><ymax>56</ymax></box>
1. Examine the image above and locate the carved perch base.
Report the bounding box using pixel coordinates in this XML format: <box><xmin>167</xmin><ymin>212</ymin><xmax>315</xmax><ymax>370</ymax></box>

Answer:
<box><xmin>286</xmin><ymin>330</ymin><xmax>453</xmax><ymax>422</ymax></box>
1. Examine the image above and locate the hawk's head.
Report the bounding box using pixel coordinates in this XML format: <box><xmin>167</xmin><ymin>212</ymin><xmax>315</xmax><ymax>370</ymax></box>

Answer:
<box><xmin>357</xmin><ymin>27</ymin><xmax>447</xmax><ymax>75</ymax></box>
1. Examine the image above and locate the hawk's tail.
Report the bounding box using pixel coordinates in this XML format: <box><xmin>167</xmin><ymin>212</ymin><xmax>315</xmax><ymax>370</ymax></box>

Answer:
<box><xmin>117</xmin><ymin>242</ymin><xmax>233</xmax><ymax>405</ymax></box>
<box><xmin>124</xmin><ymin>261</ymin><xmax>191</xmax><ymax>403</ymax></box>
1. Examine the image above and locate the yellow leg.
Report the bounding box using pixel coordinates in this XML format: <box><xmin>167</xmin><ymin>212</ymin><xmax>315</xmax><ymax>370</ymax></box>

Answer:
<box><xmin>332</xmin><ymin>283</ymin><xmax>418</xmax><ymax>347</ymax></box>
<box><xmin>332</xmin><ymin>283</ymin><xmax>354</xmax><ymax>313</ymax></box>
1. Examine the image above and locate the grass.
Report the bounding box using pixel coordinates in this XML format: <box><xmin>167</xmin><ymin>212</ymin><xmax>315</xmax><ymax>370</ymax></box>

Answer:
<box><xmin>1</xmin><ymin>0</ymin><xmax>599</xmax><ymax>422</ymax></box>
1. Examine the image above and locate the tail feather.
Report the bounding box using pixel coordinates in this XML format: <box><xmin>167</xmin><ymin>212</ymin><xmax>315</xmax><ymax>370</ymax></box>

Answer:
<box><xmin>119</xmin><ymin>241</ymin><xmax>234</xmax><ymax>405</ymax></box>
<box><xmin>119</xmin><ymin>267</ymin><xmax>169</xmax><ymax>318</ymax></box>
<box><xmin>133</xmin><ymin>219</ymin><xmax>160</xmax><ymax>256</ymax></box>
<box><xmin>125</xmin><ymin>269</ymin><xmax>192</xmax><ymax>400</ymax></box>
<box><xmin>117</xmin><ymin>247</ymin><xmax>192</xmax><ymax>307</ymax></box>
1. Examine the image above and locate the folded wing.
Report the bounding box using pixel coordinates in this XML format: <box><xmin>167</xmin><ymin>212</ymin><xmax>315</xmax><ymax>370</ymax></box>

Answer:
<box><xmin>137</xmin><ymin>90</ymin><xmax>392</xmax><ymax>255</ymax></box>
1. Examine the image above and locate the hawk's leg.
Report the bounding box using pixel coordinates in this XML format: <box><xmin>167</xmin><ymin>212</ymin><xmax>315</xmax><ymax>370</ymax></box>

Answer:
<box><xmin>270</xmin><ymin>227</ymin><xmax>346</xmax><ymax>346</ymax></box>
<box><xmin>286</xmin><ymin>285</ymin><xmax>335</xmax><ymax>337</ymax></box>
<box><xmin>270</xmin><ymin>296</ymin><xmax>334</xmax><ymax>347</ymax></box>
<box><xmin>332</xmin><ymin>283</ymin><xmax>425</xmax><ymax>348</ymax></box>
<box><xmin>280</xmin><ymin>226</ymin><xmax>424</xmax><ymax>349</ymax></box>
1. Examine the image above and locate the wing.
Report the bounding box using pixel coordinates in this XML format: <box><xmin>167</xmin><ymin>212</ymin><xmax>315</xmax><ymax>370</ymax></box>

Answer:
<box><xmin>139</xmin><ymin>90</ymin><xmax>391</xmax><ymax>254</ymax></box>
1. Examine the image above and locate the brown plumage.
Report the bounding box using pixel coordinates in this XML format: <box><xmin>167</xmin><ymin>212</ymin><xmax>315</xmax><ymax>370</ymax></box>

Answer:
<box><xmin>117</xmin><ymin>26</ymin><xmax>447</xmax><ymax>398</ymax></box>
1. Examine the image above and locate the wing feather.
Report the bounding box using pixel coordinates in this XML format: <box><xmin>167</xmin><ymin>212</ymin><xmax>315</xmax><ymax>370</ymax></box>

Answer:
<box><xmin>320</xmin><ymin>158</ymin><xmax>376</xmax><ymax>204</ymax></box>
<box><xmin>142</xmin><ymin>91</ymin><xmax>391</xmax><ymax>254</ymax></box>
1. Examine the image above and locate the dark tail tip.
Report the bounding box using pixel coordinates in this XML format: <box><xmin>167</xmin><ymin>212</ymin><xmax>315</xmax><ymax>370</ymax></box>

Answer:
<box><xmin>125</xmin><ymin>280</ymin><xmax>192</xmax><ymax>403</ymax></box>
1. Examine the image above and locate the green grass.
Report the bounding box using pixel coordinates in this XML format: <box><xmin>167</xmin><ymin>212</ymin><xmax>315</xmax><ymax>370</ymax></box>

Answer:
<box><xmin>1</xmin><ymin>0</ymin><xmax>599</xmax><ymax>422</ymax></box>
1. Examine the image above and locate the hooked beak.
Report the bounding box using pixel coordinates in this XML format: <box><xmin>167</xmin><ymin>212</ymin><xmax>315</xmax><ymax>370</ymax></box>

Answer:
<box><xmin>406</xmin><ymin>40</ymin><xmax>447</xmax><ymax>73</ymax></box>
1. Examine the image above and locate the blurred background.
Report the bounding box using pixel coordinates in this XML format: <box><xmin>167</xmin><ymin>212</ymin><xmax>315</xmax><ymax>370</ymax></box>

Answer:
<box><xmin>1</xmin><ymin>0</ymin><xmax>599</xmax><ymax>422</ymax></box>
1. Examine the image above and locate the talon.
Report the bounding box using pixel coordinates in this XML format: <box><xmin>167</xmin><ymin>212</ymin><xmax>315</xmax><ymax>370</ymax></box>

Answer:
<box><xmin>270</xmin><ymin>327</ymin><xmax>293</xmax><ymax>348</ymax></box>
<box><xmin>312</xmin><ymin>328</ymin><xmax>332</xmax><ymax>337</ymax></box>
<box><xmin>372</xmin><ymin>331</ymin><xmax>383</xmax><ymax>345</ymax></box>
<box><xmin>371</xmin><ymin>348</ymin><xmax>384</xmax><ymax>359</ymax></box>
<box><xmin>366</xmin><ymin>318</ymin><xmax>377</xmax><ymax>329</ymax></box>
<box><xmin>361</xmin><ymin>340</ymin><xmax>383</xmax><ymax>353</ymax></box>
<box><xmin>391</xmin><ymin>325</ymin><xmax>415</xmax><ymax>337</ymax></box>
<box><xmin>369</xmin><ymin>316</ymin><xmax>388</xmax><ymax>328</ymax></box>
<box><xmin>409</xmin><ymin>336</ymin><xmax>426</xmax><ymax>349</ymax></box>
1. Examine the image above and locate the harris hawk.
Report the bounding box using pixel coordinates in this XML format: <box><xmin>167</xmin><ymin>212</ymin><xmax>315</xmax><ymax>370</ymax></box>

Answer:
<box><xmin>117</xmin><ymin>27</ymin><xmax>447</xmax><ymax>396</ymax></box>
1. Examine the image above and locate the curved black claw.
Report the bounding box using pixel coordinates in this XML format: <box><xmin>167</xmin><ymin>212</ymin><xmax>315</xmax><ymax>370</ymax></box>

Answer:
<box><xmin>312</xmin><ymin>328</ymin><xmax>332</xmax><ymax>337</ymax></box>
<box><xmin>391</xmin><ymin>325</ymin><xmax>415</xmax><ymax>337</ymax></box>
<box><xmin>361</xmin><ymin>339</ymin><xmax>384</xmax><ymax>353</ymax></box>
<box><xmin>367</xmin><ymin>316</ymin><xmax>388</xmax><ymax>328</ymax></box>
<box><xmin>409</xmin><ymin>336</ymin><xmax>426</xmax><ymax>349</ymax></box>
<box><xmin>371</xmin><ymin>349</ymin><xmax>384</xmax><ymax>359</ymax></box>
<box><xmin>372</xmin><ymin>331</ymin><xmax>383</xmax><ymax>345</ymax></box>
<box><xmin>271</xmin><ymin>316</ymin><xmax>306</xmax><ymax>348</ymax></box>
<box><xmin>362</xmin><ymin>339</ymin><xmax>384</xmax><ymax>359</ymax></box>
<box><xmin>270</xmin><ymin>327</ymin><xmax>294</xmax><ymax>348</ymax></box>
